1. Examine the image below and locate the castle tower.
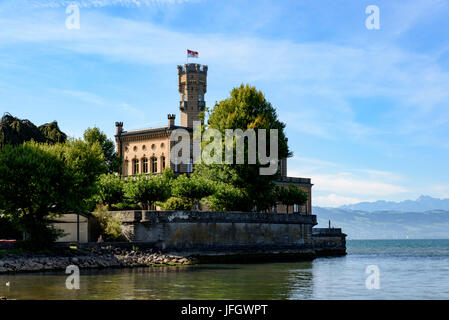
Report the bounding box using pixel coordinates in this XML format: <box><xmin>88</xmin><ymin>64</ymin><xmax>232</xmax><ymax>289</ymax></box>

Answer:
<box><xmin>177</xmin><ymin>63</ymin><xmax>208</xmax><ymax>128</ymax></box>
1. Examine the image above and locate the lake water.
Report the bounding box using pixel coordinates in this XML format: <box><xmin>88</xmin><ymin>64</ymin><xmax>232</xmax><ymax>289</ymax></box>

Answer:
<box><xmin>1</xmin><ymin>239</ymin><xmax>449</xmax><ymax>299</ymax></box>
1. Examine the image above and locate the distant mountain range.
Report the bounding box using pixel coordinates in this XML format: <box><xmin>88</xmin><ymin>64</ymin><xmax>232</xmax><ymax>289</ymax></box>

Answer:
<box><xmin>338</xmin><ymin>195</ymin><xmax>449</xmax><ymax>212</ymax></box>
<box><xmin>314</xmin><ymin>207</ymin><xmax>449</xmax><ymax>240</ymax></box>
<box><xmin>313</xmin><ymin>196</ymin><xmax>449</xmax><ymax>239</ymax></box>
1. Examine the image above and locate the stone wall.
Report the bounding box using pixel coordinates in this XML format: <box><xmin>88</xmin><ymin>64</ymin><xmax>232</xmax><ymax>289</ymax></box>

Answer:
<box><xmin>117</xmin><ymin>210</ymin><xmax>319</xmax><ymax>261</ymax></box>
<box><xmin>312</xmin><ymin>228</ymin><xmax>347</xmax><ymax>256</ymax></box>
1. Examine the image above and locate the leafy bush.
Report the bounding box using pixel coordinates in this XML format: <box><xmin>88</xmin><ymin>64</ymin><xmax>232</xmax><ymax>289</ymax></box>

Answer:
<box><xmin>91</xmin><ymin>205</ymin><xmax>124</xmax><ymax>241</ymax></box>
<box><xmin>161</xmin><ymin>197</ymin><xmax>193</xmax><ymax>210</ymax></box>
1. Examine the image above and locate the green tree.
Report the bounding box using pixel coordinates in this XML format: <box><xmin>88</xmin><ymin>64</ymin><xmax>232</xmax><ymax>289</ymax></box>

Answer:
<box><xmin>38</xmin><ymin>121</ymin><xmax>67</xmax><ymax>144</ymax></box>
<box><xmin>0</xmin><ymin>113</ymin><xmax>66</xmax><ymax>148</ymax></box>
<box><xmin>0</xmin><ymin>139</ymin><xmax>105</xmax><ymax>248</ymax></box>
<box><xmin>171</xmin><ymin>174</ymin><xmax>214</xmax><ymax>210</ymax></box>
<box><xmin>276</xmin><ymin>184</ymin><xmax>308</xmax><ymax>213</ymax></box>
<box><xmin>124</xmin><ymin>174</ymin><xmax>171</xmax><ymax>210</ymax></box>
<box><xmin>83</xmin><ymin>127</ymin><xmax>122</xmax><ymax>173</ymax></box>
<box><xmin>95</xmin><ymin>173</ymin><xmax>125</xmax><ymax>209</ymax></box>
<box><xmin>196</xmin><ymin>84</ymin><xmax>291</xmax><ymax>212</ymax></box>
<box><xmin>205</xmin><ymin>181</ymin><xmax>247</xmax><ymax>212</ymax></box>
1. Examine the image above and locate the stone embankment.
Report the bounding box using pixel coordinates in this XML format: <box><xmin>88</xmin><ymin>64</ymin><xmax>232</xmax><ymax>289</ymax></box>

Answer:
<box><xmin>0</xmin><ymin>246</ymin><xmax>195</xmax><ymax>274</ymax></box>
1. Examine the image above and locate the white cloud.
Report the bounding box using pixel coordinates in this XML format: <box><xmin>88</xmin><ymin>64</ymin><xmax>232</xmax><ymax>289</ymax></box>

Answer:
<box><xmin>120</xmin><ymin>102</ymin><xmax>144</xmax><ymax>119</ymax></box>
<box><xmin>428</xmin><ymin>185</ymin><xmax>449</xmax><ymax>198</ymax></box>
<box><xmin>19</xmin><ymin>0</ymin><xmax>194</xmax><ymax>9</ymax></box>
<box><xmin>58</xmin><ymin>89</ymin><xmax>105</xmax><ymax>105</ymax></box>
<box><xmin>309</xmin><ymin>172</ymin><xmax>408</xmax><ymax>196</ymax></box>
<box><xmin>288</xmin><ymin>156</ymin><xmax>409</xmax><ymax>206</ymax></box>
<box><xmin>313</xmin><ymin>194</ymin><xmax>369</xmax><ymax>207</ymax></box>
<box><xmin>1</xmin><ymin>7</ymin><xmax>445</xmax><ymax>146</ymax></box>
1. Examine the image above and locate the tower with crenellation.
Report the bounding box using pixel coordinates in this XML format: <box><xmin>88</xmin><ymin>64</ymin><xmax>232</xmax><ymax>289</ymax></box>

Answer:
<box><xmin>177</xmin><ymin>63</ymin><xmax>208</xmax><ymax>128</ymax></box>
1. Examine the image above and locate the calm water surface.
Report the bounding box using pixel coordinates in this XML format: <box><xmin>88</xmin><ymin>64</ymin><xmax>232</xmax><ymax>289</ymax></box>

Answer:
<box><xmin>1</xmin><ymin>239</ymin><xmax>449</xmax><ymax>299</ymax></box>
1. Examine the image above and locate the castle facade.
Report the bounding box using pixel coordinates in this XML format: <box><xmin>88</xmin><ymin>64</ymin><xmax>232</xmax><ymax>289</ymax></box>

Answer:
<box><xmin>115</xmin><ymin>63</ymin><xmax>312</xmax><ymax>214</ymax></box>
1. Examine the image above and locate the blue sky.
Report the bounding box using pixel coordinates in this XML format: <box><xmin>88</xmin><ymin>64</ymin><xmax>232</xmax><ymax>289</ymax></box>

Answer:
<box><xmin>1</xmin><ymin>0</ymin><xmax>449</xmax><ymax>206</ymax></box>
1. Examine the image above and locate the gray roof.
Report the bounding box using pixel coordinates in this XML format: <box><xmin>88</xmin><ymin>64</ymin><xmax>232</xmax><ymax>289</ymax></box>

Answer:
<box><xmin>117</xmin><ymin>125</ymin><xmax>192</xmax><ymax>138</ymax></box>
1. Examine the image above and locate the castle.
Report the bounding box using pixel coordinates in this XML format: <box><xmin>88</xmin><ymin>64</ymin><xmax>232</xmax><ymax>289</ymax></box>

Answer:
<box><xmin>115</xmin><ymin>63</ymin><xmax>313</xmax><ymax>214</ymax></box>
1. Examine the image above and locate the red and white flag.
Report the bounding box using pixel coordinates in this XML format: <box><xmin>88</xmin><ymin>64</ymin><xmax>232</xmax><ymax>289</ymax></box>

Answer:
<box><xmin>187</xmin><ymin>49</ymin><xmax>199</xmax><ymax>58</ymax></box>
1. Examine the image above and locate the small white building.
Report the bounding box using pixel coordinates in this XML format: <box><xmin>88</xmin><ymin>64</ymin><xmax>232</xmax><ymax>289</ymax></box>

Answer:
<box><xmin>51</xmin><ymin>213</ymin><xmax>89</xmax><ymax>243</ymax></box>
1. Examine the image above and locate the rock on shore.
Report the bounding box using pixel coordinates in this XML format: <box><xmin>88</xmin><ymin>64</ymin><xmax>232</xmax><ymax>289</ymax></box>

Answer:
<box><xmin>0</xmin><ymin>246</ymin><xmax>195</xmax><ymax>273</ymax></box>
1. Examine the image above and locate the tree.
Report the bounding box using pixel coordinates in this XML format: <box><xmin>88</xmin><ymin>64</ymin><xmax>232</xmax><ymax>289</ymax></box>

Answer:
<box><xmin>171</xmin><ymin>174</ymin><xmax>214</xmax><ymax>210</ymax></box>
<box><xmin>0</xmin><ymin>139</ymin><xmax>105</xmax><ymax>248</ymax></box>
<box><xmin>205</xmin><ymin>181</ymin><xmax>247</xmax><ymax>212</ymax></box>
<box><xmin>38</xmin><ymin>121</ymin><xmax>67</xmax><ymax>144</ymax></box>
<box><xmin>196</xmin><ymin>84</ymin><xmax>291</xmax><ymax>212</ymax></box>
<box><xmin>124</xmin><ymin>174</ymin><xmax>171</xmax><ymax>210</ymax></box>
<box><xmin>95</xmin><ymin>173</ymin><xmax>125</xmax><ymax>209</ymax></box>
<box><xmin>276</xmin><ymin>184</ymin><xmax>308</xmax><ymax>213</ymax></box>
<box><xmin>83</xmin><ymin>127</ymin><xmax>121</xmax><ymax>173</ymax></box>
<box><xmin>0</xmin><ymin>113</ymin><xmax>66</xmax><ymax>148</ymax></box>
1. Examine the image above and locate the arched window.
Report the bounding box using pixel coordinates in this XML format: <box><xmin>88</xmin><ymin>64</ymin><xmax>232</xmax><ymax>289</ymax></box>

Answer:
<box><xmin>142</xmin><ymin>158</ymin><xmax>148</xmax><ymax>173</ymax></box>
<box><xmin>151</xmin><ymin>157</ymin><xmax>157</xmax><ymax>173</ymax></box>
<box><xmin>132</xmin><ymin>159</ymin><xmax>139</xmax><ymax>175</ymax></box>
<box><xmin>161</xmin><ymin>155</ymin><xmax>166</xmax><ymax>171</ymax></box>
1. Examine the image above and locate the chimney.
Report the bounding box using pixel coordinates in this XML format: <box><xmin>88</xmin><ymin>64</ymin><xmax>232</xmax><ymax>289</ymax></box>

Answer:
<box><xmin>115</xmin><ymin>122</ymin><xmax>123</xmax><ymax>135</ymax></box>
<box><xmin>168</xmin><ymin>114</ymin><xmax>176</xmax><ymax>127</ymax></box>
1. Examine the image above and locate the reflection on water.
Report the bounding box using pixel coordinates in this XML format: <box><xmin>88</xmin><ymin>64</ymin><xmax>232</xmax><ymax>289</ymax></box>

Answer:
<box><xmin>1</xmin><ymin>240</ymin><xmax>449</xmax><ymax>299</ymax></box>
<box><xmin>0</xmin><ymin>263</ymin><xmax>314</xmax><ymax>300</ymax></box>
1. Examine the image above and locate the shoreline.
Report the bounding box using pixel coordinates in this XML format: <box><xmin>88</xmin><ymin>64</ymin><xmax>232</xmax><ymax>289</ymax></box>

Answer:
<box><xmin>0</xmin><ymin>245</ymin><xmax>196</xmax><ymax>274</ymax></box>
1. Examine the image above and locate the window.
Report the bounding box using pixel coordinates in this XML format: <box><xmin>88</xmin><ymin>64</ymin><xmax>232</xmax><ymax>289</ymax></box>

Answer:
<box><xmin>161</xmin><ymin>156</ymin><xmax>166</xmax><ymax>170</ymax></box>
<box><xmin>142</xmin><ymin>158</ymin><xmax>148</xmax><ymax>173</ymax></box>
<box><xmin>151</xmin><ymin>157</ymin><xmax>157</xmax><ymax>173</ymax></box>
<box><xmin>188</xmin><ymin>158</ymin><xmax>193</xmax><ymax>173</ymax></box>
<box><xmin>293</xmin><ymin>204</ymin><xmax>299</xmax><ymax>213</ymax></box>
<box><xmin>198</xmin><ymin>94</ymin><xmax>202</xmax><ymax>101</ymax></box>
<box><xmin>132</xmin><ymin>159</ymin><xmax>139</xmax><ymax>175</ymax></box>
<box><xmin>174</xmin><ymin>157</ymin><xmax>178</xmax><ymax>172</ymax></box>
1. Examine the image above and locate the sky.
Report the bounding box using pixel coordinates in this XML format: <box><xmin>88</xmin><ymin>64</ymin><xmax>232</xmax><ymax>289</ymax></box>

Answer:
<box><xmin>1</xmin><ymin>0</ymin><xmax>449</xmax><ymax>207</ymax></box>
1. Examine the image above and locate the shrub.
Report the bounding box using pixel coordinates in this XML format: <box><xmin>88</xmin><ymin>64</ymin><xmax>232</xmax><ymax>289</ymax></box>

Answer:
<box><xmin>91</xmin><ymin>205</ymin><xmax>124</xmax><ymax>241</ymax></box>
<box><xmin>161</xmin><ymin>197</ymin><xmax>193</xmax><ymax>210</ymax></box>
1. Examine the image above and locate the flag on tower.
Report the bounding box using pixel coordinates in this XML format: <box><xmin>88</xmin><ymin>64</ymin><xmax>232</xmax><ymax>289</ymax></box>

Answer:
<box><xmin>187</xmin><ymin>49</ymin><xmax>199</xmax><ymax>58</ymax></box>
